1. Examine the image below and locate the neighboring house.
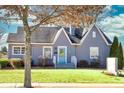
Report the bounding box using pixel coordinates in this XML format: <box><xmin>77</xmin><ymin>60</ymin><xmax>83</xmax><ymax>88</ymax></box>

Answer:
<box><xmin>7</xmin><ymin>24</ymin><xmax>112</xmax><ymax>68</ymax></box>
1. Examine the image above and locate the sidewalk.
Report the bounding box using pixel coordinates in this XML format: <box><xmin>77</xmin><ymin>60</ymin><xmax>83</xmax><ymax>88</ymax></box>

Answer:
<box><xmin>0</xmin><ymin>83</ymin><xmax>124</xmax><ymax>88</ymax></box>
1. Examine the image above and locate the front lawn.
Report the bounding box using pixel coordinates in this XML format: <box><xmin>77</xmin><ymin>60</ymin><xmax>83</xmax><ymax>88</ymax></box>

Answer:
<box><xmin>0</xmin><ymin>69</ymin><xmax>124</xmax><ymax>83</ymax></box>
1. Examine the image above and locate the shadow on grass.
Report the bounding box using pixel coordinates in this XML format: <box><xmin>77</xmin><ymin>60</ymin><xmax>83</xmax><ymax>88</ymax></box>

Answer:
<box><xmin>118</xmin><ymin>74</ymin><xmax>124</xmax><ymax>77</ymax></box>
<box><xmin>117</xmin><ymin>70</ymin><xmax>124</xmax><ymax>77</ymax></box>
<box><xmin>102</xmin><ymin>71</ymin><xmax>124</xmax><ymax>77</ymax></box>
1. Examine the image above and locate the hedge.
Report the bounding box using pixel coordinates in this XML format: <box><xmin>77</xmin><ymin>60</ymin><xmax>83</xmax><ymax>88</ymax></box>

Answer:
<box><xmin>0</xmin><ymin>58</ymin><xmax>9</xmax><ymax>68</ymax></box>
<box><xmin>77</xmin><ymin>60</ymin><xmax>89</xmax><ymax>68</ymax></box>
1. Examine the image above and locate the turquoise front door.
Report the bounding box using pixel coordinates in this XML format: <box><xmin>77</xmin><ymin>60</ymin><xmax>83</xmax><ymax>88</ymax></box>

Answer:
<box><xmin>58</xmin><ymin>46</ymin><xmax>67</xmax><ymax>64</ymax></box>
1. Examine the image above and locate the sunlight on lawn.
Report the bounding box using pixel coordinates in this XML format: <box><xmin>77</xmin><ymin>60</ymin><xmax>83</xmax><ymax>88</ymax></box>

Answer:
<box><xmin>0</xmin><ymin>69</ymin><xmax>124</xmax><ymax>83</ymax></box>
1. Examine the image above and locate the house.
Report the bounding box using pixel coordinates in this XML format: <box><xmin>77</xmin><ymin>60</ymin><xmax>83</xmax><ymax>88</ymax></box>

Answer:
<box><xmin>7</xmin><ymin>24</ymin><xmax>112</xmax><ymax>68</ymax></box>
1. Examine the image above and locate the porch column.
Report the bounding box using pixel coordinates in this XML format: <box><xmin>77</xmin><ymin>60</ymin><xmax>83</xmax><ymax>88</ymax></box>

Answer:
<box><xmin>53</xmin><ymin>56</ymin><xmax>56</xmax><ymax>68</ymax></box>
<box><xmin>71</xmin><ymin>56</ymin><xmax>77</xmax><ymax>68</ymax></box>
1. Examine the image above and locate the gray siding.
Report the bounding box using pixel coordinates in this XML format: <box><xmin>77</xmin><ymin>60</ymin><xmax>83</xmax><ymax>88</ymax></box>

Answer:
<box><xmin>76</xmin><ymin>26</ymin><xmax>110</xmax><ymax>67</ymax></box>
<box><xmin>8</xmin><ymin>30</ymin><xmax>76</xmax><ymax>65</ymax></box>
<box><xmin>8</xmin><ymin>27</ymin><xmax>110</xmax><ymax>67</ymax></box>
<box><xmin>31</xmin><ymin>30</ymin><xmax>76</xmax><ymax>64</ymax></box>
<box><xmin>31</xmin><ymin>45</ymin><xmax>43</xmax><ymax>65</ymax></box>
<box><xmin>8</xmin><ymin>44</ymin><xmax>43</xmax><ymax>65</ymax></box>
<box><xmin>8</xmin><ymin>44</ymin><xmax>25</xmax><ymax>59</ymax></box>
<box><xmin>53</xmin><ymin>30</ymin><xmax>76</xmax><ymax>63</ymax></box>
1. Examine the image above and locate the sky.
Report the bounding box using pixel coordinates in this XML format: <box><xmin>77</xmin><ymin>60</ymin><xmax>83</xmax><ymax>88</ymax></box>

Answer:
<box><xmin>98</xmin><ymin>5</ymin><xmax>124</xmax><ymax>45</ymax></box>
<box><xmin>0</xmin><ymin>5</ymin><xmax>124</xmax><ymax>47</ymax></box>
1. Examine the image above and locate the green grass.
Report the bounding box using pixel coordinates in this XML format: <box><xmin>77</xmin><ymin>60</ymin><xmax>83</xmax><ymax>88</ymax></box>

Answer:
<box><xmin>0</xmin><ymin>69</ymin><xmax>124</xmax><ymax>83</ymax></box>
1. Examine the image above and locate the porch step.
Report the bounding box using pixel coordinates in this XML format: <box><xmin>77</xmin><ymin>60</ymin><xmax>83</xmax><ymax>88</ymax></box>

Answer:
<box><xmin>55</xmin><ymin>63</ymin><xmax>75</xmax><ymax>69</ymax></box>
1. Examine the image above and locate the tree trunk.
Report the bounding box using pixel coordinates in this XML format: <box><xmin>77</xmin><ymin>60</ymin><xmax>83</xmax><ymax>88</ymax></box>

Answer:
<box><xmin>24</xmin><ymin>26</ymin><xmax>32</xmax><ymax>88</ymax></box>
<box><xmin>20</xmin><ymin>7</ymin><xmax>32</xmax><ymax>88</ymax></box>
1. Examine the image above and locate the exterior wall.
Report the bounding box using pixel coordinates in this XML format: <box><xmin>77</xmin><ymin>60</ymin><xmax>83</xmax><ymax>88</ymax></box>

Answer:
<box><xmin>76</xmin><ymin>26</ymin><xmax>110</xmax><ymax>67</ymax></box>
<box><xmin>8</xmin><ymin>44</ymin><xmax>43</xmax><ymax>65</ymax></box>
<box><xmin>8</xmin><ymin>30</ymin><xmax>76</xmax><ymax>65</ymax></box>
<box><xmin>8</xmin><ymin>27</ymin><xmax>110</xmax><ymax>67</ymax></box>
<box><xmin>31</xmin><ymin>30</ymin><xmax>76</xmax><ymax>65</ymax></box>
<box><xmin>53</xmin><ymin>30</ymin><xmax>76</xmax><ymax>63</ymax></box>
<box><xmin>8</xmin><ymin>44</ymin><xmax>25</xmax><ymax>59</ymax></box>
<box><xmin>31</xmin><ymin>45</ymin><xmax>43</xmax><ymax>65</ymax></box>
<box><xmin>8</xmin><ymin>44</ymin><xmax>47</xmax><ymax>65</ymax></box>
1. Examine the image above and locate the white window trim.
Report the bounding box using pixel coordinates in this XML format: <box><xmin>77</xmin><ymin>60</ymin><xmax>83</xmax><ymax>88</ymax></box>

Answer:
<box><xmin>43</xmin><ymin>46</ymin><xmax>53</xmax><ymax>59</ymax></box>
<box><xmin>12</xmin><ymin>46</ymin><xmax>25</xmax><ymax>55</ymax></box>
<box><xmin>90</xmin><ymin>47</ymin><xmax>99</xmax><ymax>59</ymax></box>
<box><xmin>92</xmin><ymin>31</ymin><xmax>96</xmax><ymax>38</ymax></box>
<box><xmin>57</xmin><ymin>46</ymin><xmax>67</xmax><ymax>64</ymax></box>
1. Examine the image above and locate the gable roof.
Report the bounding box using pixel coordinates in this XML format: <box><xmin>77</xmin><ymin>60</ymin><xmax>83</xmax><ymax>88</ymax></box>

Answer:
<box><xmin>7</xmin><ymin>27</ymin><xmax>60</xmax><ymax>43</ymax></box>
<box><xmin>80</xmin><ymin>24</ymin><xmax>112</xmax><ymax>45</ymax></box>
<box><xmin>53</xmin><ymin>28</ymin><xmax>73</xmax><ymax>44</ymax></box>
<box><xmin>99</xmin><ymin>28</ymin><xmax>112</xmax><ymax>44</ymax></box>
<box><xmin>64</xmin><ymin>27</ymin><xmax>83</xmax><ymax>43</ymax></box>
<box><xmin>7</xmin><ymin>24</ymin><xmax>112</xmax><ymax>46</ymax></box>
<box><xmin>95</xmin><ymin>24</ymin><xmax>112</xmax><ymax>45</ymax></box>
<box><xmin>7</xmin><ymin>26</ymin><xmax>82</xmax><ymax>45</ymax></box>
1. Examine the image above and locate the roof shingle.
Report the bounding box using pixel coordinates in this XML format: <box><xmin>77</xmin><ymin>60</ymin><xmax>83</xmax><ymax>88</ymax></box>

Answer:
<box><xmin>7</xmin><ymin>24</ymin><xmax>112</xmax><ymax>45</ymax></box>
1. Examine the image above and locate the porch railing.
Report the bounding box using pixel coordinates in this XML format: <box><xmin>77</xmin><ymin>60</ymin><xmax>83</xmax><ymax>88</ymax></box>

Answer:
<box><xmin>71</xmin><ymin>56</ymin><xmax>77</xmax><ymax>68</ymax></box>
<box><xmin>53</xmin><ymin>56</ymin><xmax>56</xmax><ymax>68</ymax></box>
<box><xmin>53</xmin><ymin>56</ymin><xmax>77</xmax><ymax>68</ymax></box>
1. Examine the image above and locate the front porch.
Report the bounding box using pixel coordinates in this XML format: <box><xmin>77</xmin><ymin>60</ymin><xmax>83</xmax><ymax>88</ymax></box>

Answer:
<box><xmin>38</xmin><ymin>56</ymin><xmax>77</xmax><ymax>69</ymax></box>
<box><xmin>55</xmin><ymin>63</ymin><xmax>76</xmax><ymax>69</ymax></box>
<box><xmin>53</xmin><ymin>55</ymin><xmax>77</xmax><ymax>69</ymax></box>
<box><xmin>41</xmin><ymin>46</ymin><xmax>77</xmax><ymax>69</ymax></box>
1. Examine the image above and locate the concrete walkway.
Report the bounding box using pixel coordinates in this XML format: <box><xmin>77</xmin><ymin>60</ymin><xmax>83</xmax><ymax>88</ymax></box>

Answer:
<box><xmin>0</xmin><ymin>83</ymin><xmax>124</xmax><ymax>88</ymax></box>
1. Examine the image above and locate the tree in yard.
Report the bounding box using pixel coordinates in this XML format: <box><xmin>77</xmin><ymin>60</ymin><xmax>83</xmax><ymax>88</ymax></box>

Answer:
<box><xmin>109</xmin><ymin>36</ymin><xmax>119</xmax><ymax>57</ymax></box>
<box><xmin>117</xmin><ymin>42</ymin><xmax>124</xmax><ymax>69</ymax></box>
<box><xmin>109</xmin><ymin>36</ymin><xmax>124</xmax><ymax>69</ymax></box>
<box><xmin>1</xmin><ymin>46</ymin><xmax>7</xmax><ymax>55</ymax></box>
<box><xmin>0</xmin><ymin>5</ymin><xmax>64</xmax><ymax>88</ymax></box>
<box><xmin>0</xmin><ymin>28</ymin><xmax>5</xmax><ymax>40</ymax></box>
<box><xmin>0</xmin><ymin>5</ymin><xmax>106</xmax><ymax>87</ymax></box>
<box><xmin>57</xmin><ymin>5</ymin><xmax>106</xmax><ymax>31</ymax></box>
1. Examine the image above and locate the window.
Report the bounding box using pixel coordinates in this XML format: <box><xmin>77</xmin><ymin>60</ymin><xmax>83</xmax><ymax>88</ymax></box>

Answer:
<box><xmin>90</xmin><ymin>47</ymin><xmax>99</xmax><ymax>59</ymax></box>
<box><xmin>43</xmin><ymin>46</ymin><xmax>52</xmax><ymax>59</ymax></box>
<box><xmin>13</xmin><ymin>46</ymin><xmax>25</xmax><ymax>55</ymax></box>
<box><xmin>92</xmin><ymin>31</ymin><xmax>96</xmax><ymax>38</ymax></box>
<box><xmin>21</xmin><ymin>47</ymin><xmax>25</xmax><ymax>54</ymax></box>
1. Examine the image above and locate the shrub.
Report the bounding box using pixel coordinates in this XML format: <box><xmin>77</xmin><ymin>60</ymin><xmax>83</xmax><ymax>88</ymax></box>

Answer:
<box><xmin>90</xmin><ymin>62</ymin><xmax>100</xmax><ymax>68</ymax></box>
<box><xmin>117</xmin><ymin>43</ymin><xmax>123</xmax><ymax>69</ymax></box>
<box><xmin>0</xmin><ymin>58</ymin><xmax>9</xmax><ymax>68</ymax></box>
<box><xmin>38</xmin><ymin>58</ymin><xmax>53</xmax><ymax>67</ymax></box>
<box><xmin>31</xmin><ymin>59</ymin><xmax>34</xmax><ymax>66</ymax></box>
<box><xmin>109</xmin><ymin>36</ymin><xmax>119</xmax><ymax>57</ymax></box>
<box><xmin>90</xmin><ymin>59</ymin><xmax>100</xmax><ymax>68</ymax></box>
<box><xmin>109</xmin><ymin>36</ymin><xmax>124</xmax><ymax>69</ymax></box>
<box><xmin>90</xmin><ymin>58</ymin><xmax>100</xmax><ymax>68</ymax></box>
<box><xmin>46</xmin><ymin>58</ymin><xmax>54</xmax><ymax>66</ymax></box>
<box><xmin>9</xmin><ymin>58</ymin><xmax>24</xmax><ymax>69</ymax></box>
<box><xmin>77</xmin><ymin>60</ymin><xmax>89</xmax><ymax>67</ymax></box>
